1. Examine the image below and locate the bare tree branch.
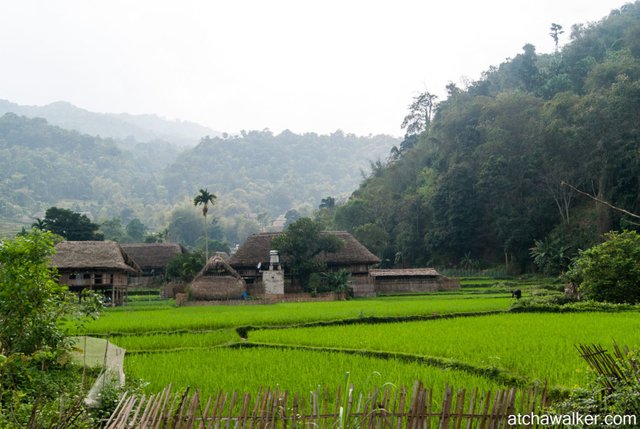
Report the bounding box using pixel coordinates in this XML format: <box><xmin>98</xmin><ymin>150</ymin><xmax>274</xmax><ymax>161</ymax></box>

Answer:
<box><xmin>561</xmin><ymin>181</ymin><xmax>640</xmax><ymax>220</ymax></box>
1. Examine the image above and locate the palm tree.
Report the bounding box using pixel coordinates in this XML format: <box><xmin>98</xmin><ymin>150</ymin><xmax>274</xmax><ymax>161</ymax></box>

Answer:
<box><xmin>31</xmin><ymin>217</ymin><xmax>47</xmax><ymax>231</ymax></box>
<box><xmin>193</xmin><ymin>188</ymin><xmax>217</xmax><ymax>260</ymax></box>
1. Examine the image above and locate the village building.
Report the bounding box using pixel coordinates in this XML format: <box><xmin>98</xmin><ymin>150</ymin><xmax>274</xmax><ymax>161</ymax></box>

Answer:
<box><xmin>369</xmin><ymin>268</ymin><xmax>460</xmax><ymax>294</ymax></box>
<box><xmin>228</xmin><ymin>231</ymin><xmax>380</xmax><ymax>296</ymax></box>
<box><xmin>50</xmin><ymin>241</ymin><xmax>140</xmax><ymax>305</ymax></box>
<box><xmin>121</xmin><ymin>243</ymin><xmax>186</xmax><ymax>285</ymax></box>
<box><xmin>189</xmin><ymin>255</ymin><xmax>247</xmax><ymax>301</ymax></box>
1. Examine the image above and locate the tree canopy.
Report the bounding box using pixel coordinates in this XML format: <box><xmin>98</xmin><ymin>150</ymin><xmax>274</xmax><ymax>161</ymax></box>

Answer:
<box><xmin>40</xmin><ymin>207</ymin><xmax>103</xmax><ymax>241</ymax></box>
<box><xmin>272</xmin><ymin>217</ymin><xmax>343</xmax><ymax>290</ymax></box>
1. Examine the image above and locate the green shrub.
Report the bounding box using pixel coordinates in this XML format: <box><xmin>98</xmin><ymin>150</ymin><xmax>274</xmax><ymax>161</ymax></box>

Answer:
<box><xmin>549</xmin><ymin>343</ymin><xmax>640</xmax><ymax>428</ymax></box>
<box><xmin>566</xmin><ymin>230</ymin><xmax>640</xmax><ymax>304</ymax></box>
<box><xmin>0</xmin><ymin>230</ymin><xmax>102</xmax><ymax>427</ymax></box>
<box><xmin>510</xmin><ymin>296</ymin><xmax>636</xmax><ymax>313</ymax></box>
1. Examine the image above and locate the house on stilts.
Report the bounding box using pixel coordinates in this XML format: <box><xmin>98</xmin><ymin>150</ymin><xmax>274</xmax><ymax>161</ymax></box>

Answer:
<box><xmin>50</xmin><ymin>241</ymin><xmax>140</xmax><ymax>305</ymax></box>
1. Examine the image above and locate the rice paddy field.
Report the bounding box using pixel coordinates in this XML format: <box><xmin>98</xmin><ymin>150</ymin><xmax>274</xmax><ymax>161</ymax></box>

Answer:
<box><xmin>78</xmin><ymin>294</ymin><xmax>511</xmax><ymax>335</ymax></box>
<box><xmin>124</xmin><ymin>347</ymin><xmax>507</xmax><ymax>398</ymax></box>
<box><xmin>85</xmin><ymin>279</ymin><xmax>640</xmax><ymax>400</ymax></box>
<box><xmin>248</xmin><ymin>312</ymin><xmax>640</xmax><ymax>388</ymax></box>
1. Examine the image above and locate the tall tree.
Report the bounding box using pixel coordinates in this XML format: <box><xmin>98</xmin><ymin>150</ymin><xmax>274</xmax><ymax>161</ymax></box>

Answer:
<box><xmin>549</xmin><ymin>23</ymin><xmax>564</xmax><ymax>52</ymax></box>
<box><xmin>401</xmin><ymin>91</ymin><xmax>438</xmax><ymax>137</ymax></box>
<box><xmin>319</xmin><ymin>196</ymin><xmax>336</xmax><ymax>209</ymax></box>
<box><xmin>193</xmin><ymin>188</ymin><xmax>217</xmax><ymax>260</ymax></box>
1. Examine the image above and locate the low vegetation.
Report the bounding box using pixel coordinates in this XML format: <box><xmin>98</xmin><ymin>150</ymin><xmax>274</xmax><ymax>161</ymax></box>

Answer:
<box><xmin>565</xmin><ymin>230</ymin><xmax>640</xmax><ymax>304</ymax></box>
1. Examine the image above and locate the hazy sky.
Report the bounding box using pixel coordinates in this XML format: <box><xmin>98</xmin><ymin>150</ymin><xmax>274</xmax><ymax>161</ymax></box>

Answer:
<box><xmin>0</xmin><ymin>0</ymin><xmax>629</xmax><ymax>136</ymax></box>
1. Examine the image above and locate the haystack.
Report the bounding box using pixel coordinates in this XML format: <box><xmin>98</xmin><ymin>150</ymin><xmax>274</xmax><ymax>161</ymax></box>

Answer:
<box><xmin>189</xmin><ymin>255</ymin><xmax>246</xmax><ymax>300</ymax></box>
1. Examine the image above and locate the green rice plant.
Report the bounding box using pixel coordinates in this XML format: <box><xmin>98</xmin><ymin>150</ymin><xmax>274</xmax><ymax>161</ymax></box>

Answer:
<box><xmin>110</xmin><ymin>329</ymin><xmax>239</xmax><ymax>351</ymax></box>
<box><xmin>75</xmin><ymin>295</ymin><xmax>512</xmax><ymax>335</ymax></box>
<box><xmin>124</xmin><ymin>346</ymin><xmax>507</xmax><ymax>400</ymax></box>
<box><xmin>249</xmin><ymin>312</ymin><xmax>640</xmax><ymax>388</ymax></box>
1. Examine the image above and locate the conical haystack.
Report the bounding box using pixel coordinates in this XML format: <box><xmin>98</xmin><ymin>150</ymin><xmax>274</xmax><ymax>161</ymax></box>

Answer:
<box><xmin>189</xmin><ymin>255</ymin><xmax>246</xmax><ymax>300</ymax></box>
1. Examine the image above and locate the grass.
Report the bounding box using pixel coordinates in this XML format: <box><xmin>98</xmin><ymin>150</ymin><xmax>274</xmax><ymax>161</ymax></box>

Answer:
<box><xmin>249</xmin><ymin>312</ymin><xmax>640</xmax><ymax>388</ymax></box>
<box><xmin>124</xmin><ymin>346</ymin><xmax>508</xmax><ymax>400</ymax></box>
<box><xmin>111</xmin><ymin>329</ymin><xmax>238</xmax><ymax>351</ymax></box>
<box><xmin>76</xmin><ymin>295</ymin><xmax>512</xmax><ymax>335</ymax></box>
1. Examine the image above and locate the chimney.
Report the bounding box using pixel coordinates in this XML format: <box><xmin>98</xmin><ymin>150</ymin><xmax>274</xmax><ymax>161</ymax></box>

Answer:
<box><xmin>269</xmin><ymin>250</ymin><xmax>280</xmax><ymax>270</ymax></box>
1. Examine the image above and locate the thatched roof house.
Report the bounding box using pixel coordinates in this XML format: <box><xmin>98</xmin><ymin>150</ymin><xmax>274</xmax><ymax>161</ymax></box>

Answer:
<box><xmin>229</xmin><ymin>231</ymin><xmax>379</xmax><ymax>268</ymax></box>
<box><xmin>189</xmin><ymin>255</ymin><xmax>247</xmax><ymax>300</ymax></box>
<box><xmin>51</xmin><ymin>241</ymin><xmax>140</xmax><ymax>274</ymax></box>
<box><xmin>50</xmin><ymin>241</ymin><xmax>140</xmax><ymax>305</ymax></box>
<box><xmin>229</xmin><ymin>232</ymin><xmax>379</xmax><ymax>294</ymax></box>
<box><xmin>369</xmin><ymin>268</ymin><xmax>460</xmax><ymax>294</ymax></box>
<box><xmin>121</xmin><ymin>243</ymin><xmax>186</xmax><ymax>276</ymax></box>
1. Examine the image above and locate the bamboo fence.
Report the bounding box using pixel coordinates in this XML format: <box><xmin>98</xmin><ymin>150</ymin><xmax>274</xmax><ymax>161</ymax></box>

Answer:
<box><xmin>105</xmin><ymin>381</ymin><xmax>548</xmax><ymax>429</ymax></box>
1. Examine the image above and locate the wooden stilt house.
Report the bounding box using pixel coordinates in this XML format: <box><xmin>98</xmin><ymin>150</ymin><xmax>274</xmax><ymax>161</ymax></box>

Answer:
<box><xmin>51</xmin><ymin>241</ymin><xmax>140</xmax><ymax>305</ymax></box>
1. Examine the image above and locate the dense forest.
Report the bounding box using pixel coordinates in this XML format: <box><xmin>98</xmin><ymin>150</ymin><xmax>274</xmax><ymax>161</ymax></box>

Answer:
<box><xmin>0</xmin><ymin>113</ymin><xmax>396</xmax><ymax>244</ymax></box>
<box><xmin>328</xmin><ymin>2</ymin><xmax>640</xmax><ymax>273</ymax></box>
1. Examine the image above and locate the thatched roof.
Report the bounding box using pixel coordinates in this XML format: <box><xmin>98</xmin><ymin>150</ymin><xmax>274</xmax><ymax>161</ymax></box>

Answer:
<box><xmin>51</xmin><ymin>241</ymin><xmax>140</xmax><ymax>274</ymax></box>
<box><xmin>228</xmin><ymin>231</ymin><xmax>380</xmax><ymax>267</ymax></box>
<box><xmin>369</xmin><ymin>268</ymin><xmax>441</xmax><ymax>278</ymax></box>
<box><xmin>121</xmin><ymin>243</ymin><xmax>186</xmax><ymax>270</ymax></box>
<box><xmin>189</xmin><ymin>255</ymin><xmax>246</xmax><ymax>300</ymax></box>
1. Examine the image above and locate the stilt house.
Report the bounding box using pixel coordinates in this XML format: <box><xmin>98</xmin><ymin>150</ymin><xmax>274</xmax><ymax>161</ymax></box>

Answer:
<box><xmin>51</xmin><ymin>241</ymin><xmax>140</xmax><ymax>305</ymax></box>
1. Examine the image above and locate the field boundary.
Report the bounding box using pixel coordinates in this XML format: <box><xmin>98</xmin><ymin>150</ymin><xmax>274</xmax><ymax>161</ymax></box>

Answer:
<box><xmin>105</xmin><ymin>381</ymin><xmax>549</xmax><ymax>428</ymax></box>
<box><xmin>124</xmin><ymin>341</ymin><xmax>244</xmax><ymax>355</ymax></box>
<box><xmin>235</xmin><ymin>310</ymin><xmax>507</xmax><ymax>338</ymax></box>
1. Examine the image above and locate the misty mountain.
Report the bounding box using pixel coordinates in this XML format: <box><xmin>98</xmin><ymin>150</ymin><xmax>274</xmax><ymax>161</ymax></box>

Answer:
<box><xmin>0</xmin><ymin>99</ymin><xmax>219</xmax><ymax>147</ymax></box>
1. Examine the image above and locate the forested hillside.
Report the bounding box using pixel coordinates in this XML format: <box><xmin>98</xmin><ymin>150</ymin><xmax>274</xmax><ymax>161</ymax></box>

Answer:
<box><xmin>332</xmin><ymin>2</ymin><xmax>640</xmax><ymax>272</ymax></box>
<box><xmin>164</xmin><ymin>130</ymin><xmax>395</xmax><ymax>217</ymax></box>
<box><xmin>0</xmin><ymin>113</ymin><xmax>396</xmax><ymax>243</ymax></box>
<box><xmin>0</xmin><ymin>113</ymin><xmax>173</xmax><ymax>231</ymax></box>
